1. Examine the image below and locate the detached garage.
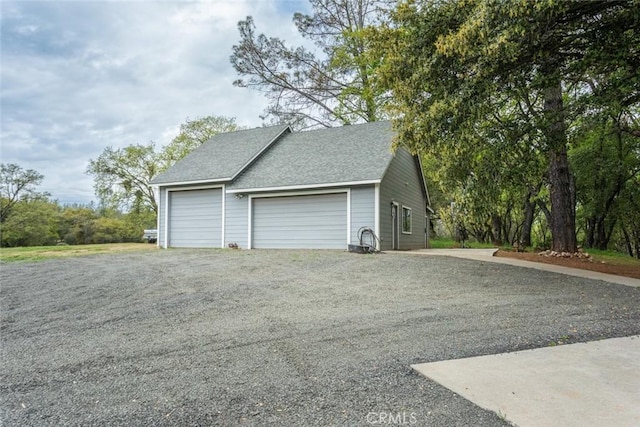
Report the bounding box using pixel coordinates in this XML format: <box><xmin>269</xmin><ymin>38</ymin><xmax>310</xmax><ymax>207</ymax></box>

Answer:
<box><xmin>250</xmin><ymin>192</ymin><xmax>348</xmax><ymax>249</ymax></box>
<box><xmin>151</xmin><ymin>121</ymin><xmax>431</xmax><ymax>251</ymax></box>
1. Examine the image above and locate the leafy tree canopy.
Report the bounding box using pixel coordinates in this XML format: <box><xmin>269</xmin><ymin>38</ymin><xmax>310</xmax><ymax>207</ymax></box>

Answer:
<box><xmin>0</xmin><ymin>163</ymin><xmax>48</xmax><ymax>223</ymax></box>
<box><xmin>378</xmin><ymin>0</ymin><xmax>640</xmax><ymax>252</ymax></box>
<box><xmin>1</xmin><ymin>197</ymin><xmax>59</xmax><ymax>247</ymax></box>
<box><xmin>87</xmin><ymin>143</ymin><xmax>160</xmax><ymax>214</ymax></box>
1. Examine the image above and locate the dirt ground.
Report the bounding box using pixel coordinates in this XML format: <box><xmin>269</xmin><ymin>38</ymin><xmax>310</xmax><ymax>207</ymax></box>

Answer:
<box><xmin>495</xmin><ymin>249</ymin><xmax>640</xmax><ymax>280</ymax></box>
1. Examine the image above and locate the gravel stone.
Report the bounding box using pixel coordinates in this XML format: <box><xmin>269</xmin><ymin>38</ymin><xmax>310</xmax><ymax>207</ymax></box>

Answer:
<box><xmin>1</xmin><ymin>249</ymin><xmax>639</xmax><ymax>426</ymax></box>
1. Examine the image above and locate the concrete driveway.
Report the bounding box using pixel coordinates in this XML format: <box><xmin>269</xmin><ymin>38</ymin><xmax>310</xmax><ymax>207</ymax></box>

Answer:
<box><xmin>1</xmin><ymin>249</ymin><xmax>639</xmax><ymax>426</ymax></box>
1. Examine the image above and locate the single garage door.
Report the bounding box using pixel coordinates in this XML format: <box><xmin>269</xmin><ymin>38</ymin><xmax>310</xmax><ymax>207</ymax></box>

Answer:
<box><xmin>169</xmin><ymin>188</ymin><xmax>222</xmax><ymax>248</ymax></box>
<box><xmin>252</xmin><ymin>193</ymin><xmax>347</xmax><ymax>249</ymax></box>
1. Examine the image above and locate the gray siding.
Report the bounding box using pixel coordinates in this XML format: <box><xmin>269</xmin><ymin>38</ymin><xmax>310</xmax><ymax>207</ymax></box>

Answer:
<box><xmin>167</xmin><ymin>188</ymin><xmax>223</xmax><ymax>248</ymax></box>
<box><xmin>251</xmin><ymin>193</ymin><xmax>347</xmax><ymax>249</ymax></box>
<box><xmin>350</xmin><ymin>185</ymin><xmax>376</xmax><ymax>245</ymax></box>
<box><xmin>225</xmin><ymin>192</ymin><xmax>249</xmax><ymax>248</ymax></box>
<box><xmin>379</xmin><ymin>149</ymin><xmax>427</xmax><ymax>250</ymax></box>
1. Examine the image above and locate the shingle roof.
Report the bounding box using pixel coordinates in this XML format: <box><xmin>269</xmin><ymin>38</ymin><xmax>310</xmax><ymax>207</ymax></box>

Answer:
<box><xmin>228</xmin><ymin>121</ymin><xmax>395</xmax><ymax>191</ymax></box>
<box><xmin>150</xmin><ymin>125</ymin><xmax>290</xmax><ymax>185</ymax></box>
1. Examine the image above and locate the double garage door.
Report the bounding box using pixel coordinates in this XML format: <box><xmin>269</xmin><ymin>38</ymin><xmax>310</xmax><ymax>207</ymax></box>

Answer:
<box><xmin>167</xmin><ymin>190</ymin><xmax>347</xmax><ymax>249</ymax></box>
<box><xmin>252</xmin><ymin>193</ymin><xmax>347</xmax><ymax>249</ymax></box>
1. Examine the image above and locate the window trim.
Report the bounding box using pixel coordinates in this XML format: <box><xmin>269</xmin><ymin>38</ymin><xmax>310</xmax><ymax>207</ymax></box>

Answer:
<box><xmin>401</xmin><ymin>205</ymin><xmax>412</xmax><ymax>234</ymax></box>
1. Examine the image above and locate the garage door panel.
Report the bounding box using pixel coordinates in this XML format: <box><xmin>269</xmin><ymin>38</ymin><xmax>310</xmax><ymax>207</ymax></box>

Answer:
<box><xmin>252</xmin><ymin>193</ymin><xmax>347</xmax><ymax>249</ymax></box>
<box><xmin>252</xmin><ymin>216</ymin><xmax>346</xmax><ymax>227</ymax></box>
<box><xmin>169</xmin><ymin>189</ymin><xmax>222</xmax><ymax>248</ymax></box>
<box><xmin>254</xmin><ymin>229</ymin><xmax>344</xmax><ymax>238</ymax></box>
<box><xmin>254</xmin><ymin>202</ymin><xmax>335</xmax><ymax>211</ymax></box>
<box><xmin>171</xmin><ymin>204</ymin><xmax>217</xmax><ymax>213</ymax></box>
<box><xmin>170</xmin><ymin>212</ymin><xmax>218</xmax><ymax>220</ymax></box>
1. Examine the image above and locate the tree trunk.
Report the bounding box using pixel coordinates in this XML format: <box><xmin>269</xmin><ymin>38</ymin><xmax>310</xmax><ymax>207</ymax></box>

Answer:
<box><xmin>548</xmin><ymin>148</ymin><xmax>577</xmax><ymax>252</ymax></box>
<box><xmin>503</xmin><ymin>205</ymin><xmax>513</xmax><ymax>244</ymax></box>
<box><xmin>544</xmin><ymin>78</ymin><xmax>577</xmax><ymax>253</ymax></box>
<box><xmin>595</xmin><ymin>217</ymin><xmax>606</xmax><ymax>249</ymax></box>
<box><xmin>537</xmin><ymin>200</ymin><xmax>551</xmax><ymax>224</ymax></box>
<box><xmin>491</xmin><ymin>214</ymin><xmax>503</xmax><ymax>246</ymax></box>
<box><xmin>620</xmin><ymin>223</ymin><xmax>633</xmax><ymax>257</ymax></box>
<box><xmin>521</xmin><ymin>195</ymin><xmax>536</xmax><ymax>248</ymax></box>
<box><xmin>594</xmin><ymin>217</ymin><xmax>616</xmax><ymax>250</ymax></box>
<box><xmin>585</xmin><ymin>217</ymin><xmax>596</xmax><ymax>248</ymax></box>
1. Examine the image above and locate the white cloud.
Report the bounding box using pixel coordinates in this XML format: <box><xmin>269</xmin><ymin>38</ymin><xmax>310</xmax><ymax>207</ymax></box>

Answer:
<box><xmin>0</xmin><ymin>0</ymin><xmax>312</xmax><ymax>205</ymax></box>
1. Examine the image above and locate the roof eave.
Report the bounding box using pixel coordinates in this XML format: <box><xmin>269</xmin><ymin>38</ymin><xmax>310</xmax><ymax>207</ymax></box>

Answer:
<box><xmin>227</xmin><ymin>179</ymin><xmax>381</xmax><ymax>194</ymax></box>
<box><xmin>150</xmin><ymin>177</ymin><xmax>231</xmax><ymax>187</ymax></box>
<box><xmin>415</xmin><ymin>154</ymin><xmax>431</xmax><ymax>208</ymax></box>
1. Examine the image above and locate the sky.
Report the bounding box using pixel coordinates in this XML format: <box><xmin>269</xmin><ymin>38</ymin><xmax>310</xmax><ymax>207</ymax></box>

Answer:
<box><xmin>1</xmin><ymin>0</ymin><xmax>311</xmax><ymax>205</ymax></box>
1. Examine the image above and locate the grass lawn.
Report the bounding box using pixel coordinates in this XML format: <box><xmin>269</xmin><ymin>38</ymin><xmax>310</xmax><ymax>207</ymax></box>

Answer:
<box><xmin>429</xmin><ymin>238</ymin><xmax>501</xmax><ymax>250</ymax></box>
<box><xmin>585</xmin><ymin>248</ymin><xmax>640</xmax><ymax>266</ymax></box>
<box><xmin>0</xmin><ymin>243</ymin><xmax>158</xmax><ymax>262</ymax></box>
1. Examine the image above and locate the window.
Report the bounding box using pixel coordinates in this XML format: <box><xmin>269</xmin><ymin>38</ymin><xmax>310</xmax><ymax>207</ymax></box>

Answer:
<box><xmin>402</xmin><ymin>206</ymin><xmax>412</xmax><ymax>234</ymax></box>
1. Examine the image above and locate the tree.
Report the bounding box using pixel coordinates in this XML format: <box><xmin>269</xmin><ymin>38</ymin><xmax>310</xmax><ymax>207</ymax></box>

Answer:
<box><xmin>87</xmin><ymin>115</ymin><xmax>240</xmax><ymax>215</ymax></box>
<box><xmin>58</xmin><ymin>205</ymin><xmax>98</xmax><ymax>245</ymax></box>
<box><xmin>571</xmin><ymin>110</ymin><xmax>640</xmax><ymax>250</ymax></box>
<box><xmin>379</xmin><ymin>0</ymin><xmax>639</xmax><ymax>252</ymax></box>
<box><xmin>91</xmin><ymin>216</ymin><xmax>138</xmax><ymax>244</ymax></box>
<box><xmin>231</xmin><ymin>0</ymin><xmax>394</xmax><ymax>129</ymax></box>
<box><xmin>87</xmin><ymin>143</ymin><xmax>161</xmax><ymax>214</ymax></box>
<box><xmin>161</xmin><ymin>116</ymin><xmax>240</xmax><ymax>167</ymax></box>
<box><xmin>616</xmin><ymin>174</ymin><xmax>640</xmax><ymax>258</ymax></box>
<box><xmin>425</xmin><ymin>115</ymin><xmax>547</xmax><ymax>247</ymax></box>
<box><xmin>0</xmin><ymin>163</ymin><xmax>47</xmax><ymax>223</ymax></box>
<box><xmin>0</xmin><ymin>197</ymin><xmax>59</xmax><ymax>247</ymax></box>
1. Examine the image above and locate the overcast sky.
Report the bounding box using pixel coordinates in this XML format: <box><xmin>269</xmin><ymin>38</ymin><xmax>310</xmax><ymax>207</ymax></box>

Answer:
<box><xmin>1</xmin><ymin>0</ymin><xmax>311</xmax><ymax>205</ymax></box>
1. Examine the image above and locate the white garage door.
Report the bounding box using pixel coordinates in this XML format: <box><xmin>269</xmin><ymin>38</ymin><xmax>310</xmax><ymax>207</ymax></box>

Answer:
<box><xmin>169</xmin><ymin>189</ymin><xmax>222</xmax><ymax>248</ymax></box>
<box><xmin>252</xmin><ymin>193</ymin><xmax>348</xmax><ymax>249</ymax></box>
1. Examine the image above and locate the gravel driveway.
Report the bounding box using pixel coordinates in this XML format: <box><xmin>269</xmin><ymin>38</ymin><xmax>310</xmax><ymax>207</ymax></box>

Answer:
<box><xmin>2</xmin><ymin>249</ymin><xmax>639</xmax><ymax>426</ymax></box>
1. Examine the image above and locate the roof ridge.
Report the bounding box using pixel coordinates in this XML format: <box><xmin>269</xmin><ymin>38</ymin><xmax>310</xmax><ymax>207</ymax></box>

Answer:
<box><xmin>294</xmin><ymin>120</ymin><xmax>390</xmax><ymax>135</ymax></box>
<box><xmin>217</xmin><ymin>123</ymin><xmax>289</xmax><ymax>136</ymax></box>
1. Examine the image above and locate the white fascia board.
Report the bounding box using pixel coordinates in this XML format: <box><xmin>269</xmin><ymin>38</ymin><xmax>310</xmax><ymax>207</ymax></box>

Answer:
<box><xmin>227</xmin><ymin>179</ymin><xmax>381</xmax><ymax>194</ymax></box>
<box><xmin>166</xmin><ymin>184</ymin><xmax>225</xmax><ymax>192</ymax></box>
<box><xmin>154</xmin><ymin>178</ymin><xmax>230</xmax><ymax>187</ymax></box>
